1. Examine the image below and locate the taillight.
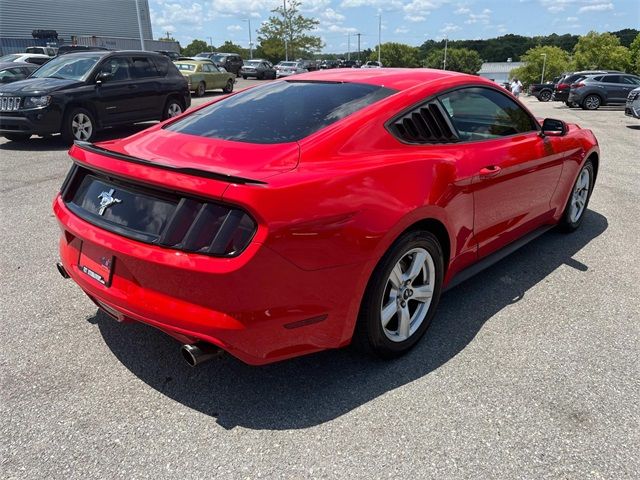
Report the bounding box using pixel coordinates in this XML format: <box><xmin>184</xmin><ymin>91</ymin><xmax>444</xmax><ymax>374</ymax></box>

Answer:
<box><xmin>557</xmin><ymin>83</ymin><xmax>569</xmax><ymax>90</ymax></box>
<box><xmin>573</xmin><ymin>82</ymin><xmax>585</xmax><ymax>88</ymax></box>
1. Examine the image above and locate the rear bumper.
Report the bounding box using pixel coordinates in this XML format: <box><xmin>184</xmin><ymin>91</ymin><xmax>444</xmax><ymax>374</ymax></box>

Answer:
<box><xmin>553</xmin><ymin>90</ymin><xmax>569</xmax><ymax>102</ymax></box>
<box><xmin>0</xmin><ymin>107</ymin><xmax>62</xmax><ymax>136</ymax></box>
<box><xmin>53</xmin><ymin>194</ymin><xmax>362</xmax><ymax>365</ymax></box>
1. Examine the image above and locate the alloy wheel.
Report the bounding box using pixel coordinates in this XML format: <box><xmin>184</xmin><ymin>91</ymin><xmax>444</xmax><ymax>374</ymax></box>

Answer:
<box><xmin>380</xmin><ymin>247</ymin><xmax>435</xmax><ymax>342</ymax></box>
<box><xmin>570</xmin><ymin>168</ymin><xmax>590</xmax><ymax>223</ymax></box>
<box><xmin>71</xmin><ymin>113</ymin><xmax>93</xmax><ymax>141</ymax></box>
<box><xmin>540</xmin><ymin>90</ymin><xmax>552</xmax><ymax>102</ymax></box>
<box><xmin>167</xmin><ymin>102</ymin><xmax>182</xmax><ymax>118</ymax></box>
<box><xmin>584</xmin><ymin>95</ymin><xmax>600</xmax><ymax>110</ymax></box>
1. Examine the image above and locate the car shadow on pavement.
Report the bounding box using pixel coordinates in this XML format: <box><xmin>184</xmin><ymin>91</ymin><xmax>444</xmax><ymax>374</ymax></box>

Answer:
<box><xmin>93</xmin><ymin>210</ymin><xmax>608</xmax><ymax>430</ymax></box>
<box><xmin>626</xmin><ymin>125</ymin><xmax>640</xmax><ymax>130</ymax></box>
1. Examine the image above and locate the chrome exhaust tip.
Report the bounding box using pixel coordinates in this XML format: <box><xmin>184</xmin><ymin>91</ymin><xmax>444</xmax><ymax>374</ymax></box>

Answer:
<box><xmin>181</xmin><ymin>342</ymin><xmax>223</xmax><ymax>367</ymax></box>
<box><xmin>56</xmin><ymin>262</ymin><xmax>70</xmax><ymax>279</ymax></box>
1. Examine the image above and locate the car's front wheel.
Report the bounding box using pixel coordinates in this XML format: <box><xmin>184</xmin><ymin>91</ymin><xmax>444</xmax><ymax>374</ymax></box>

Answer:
<box><xmin>223</xmin><ymin>79</ymin><xmax>234</xmax><ymax>93</ymax></box>
<box><xmin>3</xmin><ymin>133</ymin><xmax>31</xmax><ymax>142</ymax></box>
<box><xmin>354</xmin><ymin>230</ymin><xmax>444</xmax><ymax>358</ymax></box>
<box><xmin>558</xmin><ymin>159</ymin><xmax>595</xmax><ymax>232</ymax></box>
<box><xmin>582</xmin><ymin>95</ymin><xmax>601</xmax><ymax>110</ymax></box>
<box><xmin>195</xmin><ymin>82</ymin><xmax>206</xmax><ymax>97</ymax></box>
<box><xmin>62</xmin><ymin>107</ymin><xmax>96</xmax><ymax>143</ymax></box>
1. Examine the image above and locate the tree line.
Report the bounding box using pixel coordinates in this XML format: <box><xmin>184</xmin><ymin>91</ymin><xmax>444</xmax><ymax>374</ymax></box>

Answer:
<box><xmin>164</xmin><ymin>0</ymin><xmax>639</xmax><ymax>81</ymax></box>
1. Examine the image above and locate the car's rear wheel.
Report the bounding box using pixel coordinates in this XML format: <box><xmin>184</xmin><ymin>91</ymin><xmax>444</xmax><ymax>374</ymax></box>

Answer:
<box><xmin>354</xmin><ymin>230</ymin><xmax>443</xmax><ymax>358</ymax></box>
<box><xmin>558</xmin><ymin>160</ymin><xmax>595</xmax><ymax>232</ymax></box>
<box><xmin>539</xmin><ymin>90</ymin><xmax>552</xmax><ymax>102</ymax></box>
<box><xmin>582</xmin><ymin>95</ymin><xmax>601</xmax><ymax>110</ymax></box>
<box><xmin>162</xmin><ymin>98</ymin><xmax>183</xmax><ymax>120</ymax></box>
<box><xmin>3</xmin><ymin>133</ymin><xmax>31</xmax><ymax>142</ymax></box>
<box><xmin>195</xmin><ymin>82</ymin><xmax>206</xmax><ymax>97</ymax></box>
<box><xmin>257</xmin><ymin>72</ymin><xmax>264</xmax><ymax>80</ymax></box>
<box><xmin>242</xmin><ymin>75</ymin><xmax>247</xmax><ymax>79</ymax></box>
<box><xmin>62</xmin><ymin>107</ymin><xmax>95</xmax><ymax>143</ymax></box>
<box><xmin>223</xmin><ymin>79</ymin><xmax>234</xmax><ymax>93</ymax></box>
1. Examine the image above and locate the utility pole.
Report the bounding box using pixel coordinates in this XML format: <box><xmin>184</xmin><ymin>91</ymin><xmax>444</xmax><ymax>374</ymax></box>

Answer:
<box><xmin>135</xmin><ymin>0</ymin><xmax>145</xmax><ymax>50</ymax></box>
<box><xmin>377</xmin><ymin>13</ymin><xmax>381</xmax><ymax>64</ymax></box>
<box><xmin>244</xmin><ymin>19</ymin><xmax>253</xmax><ymax>59</ymax></box>
<box><xmin>541</xmin><ymin>53</ymin><xmax>547</xmax><ymax>83</ymax></box>
<box><xmin>283</xmin><ymin>0</ymin><xmax>288</xmax><ymax>61</ymax></box>
<box><xmin>208</xmin><ymin>36</ymin><xmax>213</xmax><ymax>52</ymax></box>
<box><xmin>165</xmin><ymin>31</ymin><xmax>171</xmax><ymax>40</ymax></box>
<box><xmin>443</xmin><ymin>35</ymin><xmax>448</xmax><ymax>70</ymax></box>
<box><xmin>356</xmin><ymin>33</ymin><xmax>361</xmax><ymax>63</ymax></box>
<box><xmin>347</xmin><ymin>33</ymin><xmax>351</xmax><ymax>61</ymax></box>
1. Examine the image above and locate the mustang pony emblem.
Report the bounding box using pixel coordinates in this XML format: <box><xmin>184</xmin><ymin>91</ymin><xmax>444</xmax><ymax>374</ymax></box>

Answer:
<box><xmin>97</xmin><ymin>189</ymin><xmax>121</xmax><ymax>215</ymax></box>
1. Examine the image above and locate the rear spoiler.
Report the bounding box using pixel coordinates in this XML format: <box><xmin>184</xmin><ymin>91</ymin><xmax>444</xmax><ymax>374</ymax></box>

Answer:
<box><xmin>73</xmin><ymin>141</ymin><xmax>267</xmax><ymax>185</ymax></box>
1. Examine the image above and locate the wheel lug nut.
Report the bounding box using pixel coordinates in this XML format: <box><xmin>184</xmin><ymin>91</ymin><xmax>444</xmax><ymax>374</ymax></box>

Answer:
<box><xmin>400</xmin><ymin>301</ymin><xmax>406</xmax><ymax>308</ymax></box>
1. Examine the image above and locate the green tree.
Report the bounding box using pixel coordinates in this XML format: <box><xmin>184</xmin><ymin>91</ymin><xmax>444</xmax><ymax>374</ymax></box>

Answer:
<box><xmin>573</xmin><ymin>31</ymin><xmax>631</xmax><ymax>71</ymax></box>
<box><xmin>181</xmin><ymin>39</ymin><xmax>212</xmax><ymax>57</ymax></box>
<box><xmin>423</xmin><ymin>47</ymin><xmax>482</xmax><ymax>74</ymax></box>
<box><xmin>629</xmin><ymin>33</ymin><xmax>640</xmax><ymax>75</ymax></box>
<box><xmin>217</xmin><ymin>40</ymin><xmax>247</xmax><ymax>57</ymax></box>
<box><xmin>510</xmin><ymin>45</ymin><xmax>571</xmax><ymax>85</ymax></box>
<box><xmin>369</xmin><ymin>42</ymin><xmax>420</xmax><ymax>67</ymax></box>
<box><xmin>257</xmin><ymin>0</ymin><xmax>323</xmax><ymax>63</ymax></box>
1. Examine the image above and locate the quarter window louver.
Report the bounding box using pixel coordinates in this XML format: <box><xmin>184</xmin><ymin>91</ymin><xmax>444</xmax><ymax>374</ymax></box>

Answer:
<box><xmin>389</xmin><ymin>101</ymin><xmax>459</xmax><ymax>144</ymax></box>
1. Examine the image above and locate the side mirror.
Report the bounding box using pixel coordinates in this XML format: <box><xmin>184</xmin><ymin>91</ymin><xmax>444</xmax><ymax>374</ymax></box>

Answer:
<box><xmin>540</xmin><ymin>118</ymin><xmax>567</xmax><ymax>137</ymax></box>
<box><xmin>95</xmin><ymin>71</ymin><xmax>112</xmax><ymax>84</ymax></box>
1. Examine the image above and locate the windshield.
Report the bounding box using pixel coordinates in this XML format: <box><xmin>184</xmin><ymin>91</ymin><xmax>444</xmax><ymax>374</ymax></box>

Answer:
<box><xmin>175</xmin><ymin>63</ymin><xmax>196</xmax><ymax>71</ymax></box>
<box><xmin>0</xmin><ymin>54</ymin><xmax>21</xmax><ymax>62</ymax></box>
<box><xmin>211</xmin><ymin>55</ymin><xmax>227</xmax><ymax>62</ymax></box>
<box><xmin>31</xmin><ymin>54</ymin><xmax>102</xmax><ymax>80</ymax></box>
<box><xmin>166</xmin><ymin>81</ymin><xmax>396</xmax><ymax>144</ymax></box>
<box><xmin>246</xmin><ymin>61</ymin><xmax>261</xmax><ymax>66</ymax></box>
<box><xmin>280</xmin><ymin>62</ymin><xmax>297</xmax><ymax>67</ymax></box>
<box><xmin>195</xmin><ymin>53</ymin><xmax>210</xmax><ymax>57</ymax></box>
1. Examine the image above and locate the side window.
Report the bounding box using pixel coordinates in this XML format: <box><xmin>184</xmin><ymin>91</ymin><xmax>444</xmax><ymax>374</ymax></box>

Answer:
<box><xmin>202</xmin><ymin>64</ymin><xmax>212</xmax><ymax>72</ymax></box>
<box><xmin>602</xmin><ymin>75</ymin><xmax>621</xmax><ymax>83</ymax></box>
<box><xmin>439</xmin><ymin>87</ymin><xmax>536</xmax><ymax>140</ymax></box>
<box><xmin>131</xmin><ymin>56</ymin><xmax>159</xmax><ymax>79</ymax></box>
<box><xmin>622</xmin><ymin>76</ymin><xmax>640</xmax><ymax>85</ymax></box>
<box><xmin>592</xmin><ymin>76</ymin><xmax>603</xmax><ymax>82</ymax></box>
<box><xmin>98</xmin><ymin>57</ymin><xmax>131</xmax><ymax>81</ymax></box>
<box><xmin>151</xmin><ymin>56</ymin><xmax>170</xmax><ymax>76</ymax></box>
<box><xmin>0</xmin><ymin>67</ymin><xmax>25</xmax><ymax>82</ymax></box>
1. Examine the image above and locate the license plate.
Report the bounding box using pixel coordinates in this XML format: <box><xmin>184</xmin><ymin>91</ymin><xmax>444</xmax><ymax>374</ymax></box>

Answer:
<box><xmin>78</xmin><ymin>242</ymin><xmax>114</xmax><ymax>286</ymax></box>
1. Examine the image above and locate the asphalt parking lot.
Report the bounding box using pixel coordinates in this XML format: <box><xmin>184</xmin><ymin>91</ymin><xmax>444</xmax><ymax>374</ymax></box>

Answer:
<box><xmin>1</xmin><ymin>83</ymin><xmax>639</xmax><ymax>479</ymax></box>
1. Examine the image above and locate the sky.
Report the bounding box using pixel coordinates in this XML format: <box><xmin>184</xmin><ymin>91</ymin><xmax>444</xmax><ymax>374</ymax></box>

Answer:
<box><xmin>148</xmin><ymin>0</ymin><xmax>640</xmax><ymax>53</ymax></box>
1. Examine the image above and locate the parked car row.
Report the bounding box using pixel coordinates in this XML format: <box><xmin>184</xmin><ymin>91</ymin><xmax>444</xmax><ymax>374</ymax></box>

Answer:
<box><xmin>0</xmin><ymin>50</ymin><xmax>190</xmax><ymax>143</ymax></box>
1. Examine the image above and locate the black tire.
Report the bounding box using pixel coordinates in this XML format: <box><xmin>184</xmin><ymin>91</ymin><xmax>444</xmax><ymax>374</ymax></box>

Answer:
<box><xmin>222</xmin><ymin>79</ymin><xmax>234</xmax><ymax>93</ymax></box>
<box><xmin>3</xmin><ymin>133</ymin><xmax>31</xmax><ymax>142</ymax></box>
<box><xmin>354</xmin><ymin>230</ymin><xmax>444</xmax><ymax>359</ymax></box>
<box><xmin>539</xmin><ymin>90</ymin><xmax>552</xmax><ymax>102</ymax></box>
<box><xmin>558</xmin><ymin>160</ymin><xmax>595</xmax><ymax>233</ymax></box>
<box><xmin>257</xmin><ymin>72</ymin><xmax>264</xmax><ymax>80</ymax></box>
<box><xmin>162</xmin><ymin>97</ymin><xmax>183</xmax><ymax>120</ymax></box>
<box><xmin>242</xmin><ymin>75</ymin><xmax>247</xmax><ymax>80</ymax></box>
<box><xmin>195</xmin><ymin>82</ymin><xmax>206</xmax><ymax>97</ymax></box>
<box><xmin>582</xmin><ymin>94</ymin><xmax>601</xmax><ymax>110</ymax></box>
<box><xmin>565</xmin><ymin>101</ymin><xmax>573</xmax><ymax>107</ymax></box>
<box><xmin>61</xmin><ymin>107</ymin><xmax>96</xmax><ymax>143</ymax></box>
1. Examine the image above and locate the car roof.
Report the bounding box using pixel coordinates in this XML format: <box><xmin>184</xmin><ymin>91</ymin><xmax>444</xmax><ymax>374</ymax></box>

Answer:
<box><xmin>0</xmin><ymin>61</ymin><xmax>37</xmax><ymax>69</ymax></box>
<box><xmin>290</xmin><ymin>68</ymin><xmax>472</xmax><ymax>91</ymax></box>
<box><xmin>17</xmin><ymin>53</ymin><xmax>50</xmax><ymax>58</ymax></box>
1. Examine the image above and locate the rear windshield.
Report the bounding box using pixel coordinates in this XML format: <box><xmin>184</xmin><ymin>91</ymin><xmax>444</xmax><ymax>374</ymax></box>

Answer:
<box><xmin>175</xmin><ymin>63</ymin><xmax>195</xmax><ymax>71</ymax></box>
<box><xmin>166</xmin><ymin>81</ymin><xmax>396</xmax><ymax>143</ymax></box>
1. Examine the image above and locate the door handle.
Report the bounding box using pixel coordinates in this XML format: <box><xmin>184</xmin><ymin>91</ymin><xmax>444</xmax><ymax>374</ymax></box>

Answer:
<box><xmin>479</xmin><ymin>165</ymin><xmax>502</xmax><ymax>177</ymax></box>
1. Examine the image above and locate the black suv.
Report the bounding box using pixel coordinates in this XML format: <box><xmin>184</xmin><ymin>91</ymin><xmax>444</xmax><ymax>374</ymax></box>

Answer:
<box><xmin>0</xmin><ymin>50</ymin><xmax>190</xmax><ymax>142</ymax></box>
<box><xmin>195</xmin><ymin>52</ymin><xmax>243</xmax><ymax>77</ymax></box>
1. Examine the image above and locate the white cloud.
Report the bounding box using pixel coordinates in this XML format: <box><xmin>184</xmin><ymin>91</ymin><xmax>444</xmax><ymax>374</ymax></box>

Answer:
<box><xmin>578</xmin><ymin>2</ymin><xmax>613</xmax><ymax>13</ymax></box>
<box><xmin>405</xmin><ymin>15</ymin><xmax>427</xmax><ymax>22</ymax></box>
<box><xmin>454</xmin><ymin>7</ymin><xmax>470</xmax><ymax>14</ymax></box>
<box><xmin>395</xmin><ymin>27</ymin><xmax>410</xmax><ymax>33</ymax></box>
<box><xmin>226</xmin><ymin>24</ymin><xmax>243</xmax><ymax>32</ymax></box>
<box><xmin>321</xmin><ymin>8</ymin><xmax>346</xmax><ymax>22</ymax></box>
<box><xmin>440</xmin><ymin>23</ymin><xmax>461</xmax><ymax>34</ymax></box>
<box><xmin>566</xmin><ymin>16</ymin><xmax>578</xmax><ymax>21</ymax></box>
<box><xmin>328</xmin><ymin>24</ymin><xmax>358</xmax><ymax>33</ymax></box>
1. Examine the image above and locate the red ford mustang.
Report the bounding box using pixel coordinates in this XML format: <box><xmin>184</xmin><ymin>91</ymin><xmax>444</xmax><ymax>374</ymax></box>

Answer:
<box><xmin>53</xmin><ymin>69</ymin><xmax>599</xmax><ymax>366</ymax></box>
